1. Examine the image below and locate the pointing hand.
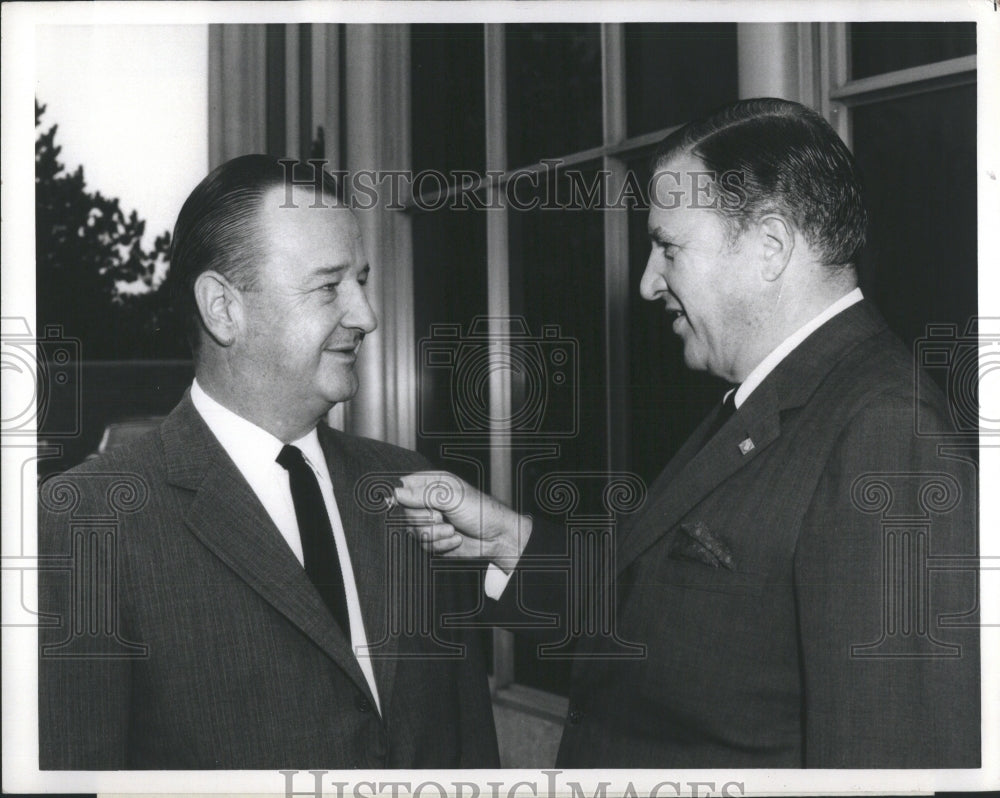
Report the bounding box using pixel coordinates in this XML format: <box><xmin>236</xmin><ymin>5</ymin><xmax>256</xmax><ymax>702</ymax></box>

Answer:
<box><xmin>393</xmin><ymin>472</ymin><xmax>531</xmax><ymax>572</ymax></box>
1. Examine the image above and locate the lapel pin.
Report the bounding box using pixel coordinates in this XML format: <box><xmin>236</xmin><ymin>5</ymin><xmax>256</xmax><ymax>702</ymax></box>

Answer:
<box><xmin>738</xmin><ymin>437</ymin><xmax>755</xmax><ymax>455</ymax></box>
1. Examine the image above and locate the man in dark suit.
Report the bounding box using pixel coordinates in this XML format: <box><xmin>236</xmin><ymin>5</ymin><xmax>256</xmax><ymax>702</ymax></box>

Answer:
<box><xmin>395</xmin><ymin>99</ymin><xmax>980</xmax><ymax>768</ymax></box>
<box><xmin>38</xmin><ymin>155</ymin><xmax>498</xmax><ymax>769</ymax></box>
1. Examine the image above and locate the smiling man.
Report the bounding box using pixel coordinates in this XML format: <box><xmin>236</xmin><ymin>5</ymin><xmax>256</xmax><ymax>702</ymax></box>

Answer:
<box><xmin>38</xmin><ymin>155</ymin><xmax>498</xmax><ymax>769</ymax></box>
<box><xmin>395</xmin><ymin>99</ymin><xmax>980</xmax><ymax>767</ymax></box>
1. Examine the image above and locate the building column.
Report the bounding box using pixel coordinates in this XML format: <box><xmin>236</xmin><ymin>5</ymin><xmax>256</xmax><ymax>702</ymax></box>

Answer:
<box><xmin>737</xmin><ymin>23</ymin><xmax>818</xmax><ymax>108</ymax></box>
<box><xmin>208</xmin><ymin>25</ymin><xmax>267</xmax><ymax>168</ymax></box>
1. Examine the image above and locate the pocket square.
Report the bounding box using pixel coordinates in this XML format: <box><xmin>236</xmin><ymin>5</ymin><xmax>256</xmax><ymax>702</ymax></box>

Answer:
<box><xmin>668</xmin><ymin>521</ymin><xmax>736</xmax><ymax>570</ymax></box>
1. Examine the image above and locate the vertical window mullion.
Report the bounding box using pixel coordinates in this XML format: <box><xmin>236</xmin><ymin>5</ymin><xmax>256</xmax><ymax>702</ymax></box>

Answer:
<box><xmin>310</xmin><ymin>25</ymin><xmax>329</xmax><ymax>162</ymax></box>
<box><xmin>820</xmin><ymin>22</ymin><xmax>851</xmax><ymax>147</ymax></box>
<box><xmin>484</xmin><ymin>23</ymin><xmax>516</xmax><ymax>690</ymax></box>
<box><xmin>208</xmin><ymin>25</ymin><xmax>267</xmax><ymax>168</ymax></box>
<box><xmin>298</xmin><ymin>24</ymin><xmax>313</xmax><ymax>159</ymax></box>
<box><xmin>796</xmin><ymin>22</ymin><xmax>821</xmax><ymax>110</ymax></box>
<box><xmin>602</xmin><ymin>23</ymin><xmax>630</xmax><ymax>472</ymax></box>
<box><xmin>312</xmin><ymin>23</ymin><xmax>347</xmax><ymax>433</ymax></box>
<box><xmin>265</xmin><ymin>25</ymin><xmax>287</xmax><ymax>157</ymax></box>
<box><xmin>284</xmin><ymin>25</ymin><xmax>300</xmax><ymax>159</ymax></box>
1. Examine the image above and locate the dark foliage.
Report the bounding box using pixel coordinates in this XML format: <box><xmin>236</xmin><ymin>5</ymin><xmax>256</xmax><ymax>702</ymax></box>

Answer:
<box><xmin>35</xmin><ymin>100</ymin><xmax>188</xmax><ymax>359</ymax></box>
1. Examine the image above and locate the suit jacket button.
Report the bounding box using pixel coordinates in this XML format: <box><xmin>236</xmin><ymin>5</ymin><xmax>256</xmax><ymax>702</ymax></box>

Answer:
<box><xmin>568</xmin><ymin>709</ymin><xmax>584</xmax><ymax>725</ymax></box>
<box><xmin>356</xmin><ymin>696</ymin><xmax>371</xmax><ymax>713</ymax></box>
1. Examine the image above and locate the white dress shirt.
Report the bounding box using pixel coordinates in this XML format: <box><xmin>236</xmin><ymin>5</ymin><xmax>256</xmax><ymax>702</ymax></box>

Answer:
<box><xmin>190</xmin><ymin>379</ymin><xmax>381</xmax><ymax>712</ymax></box>
<box><xmin>487</xmin><ymin>288</ymin><xmax>864</xmax><ymax>600</ymax></box>
<box><xmin>731</xmin><ymin>287</ymin><xmax>863</xmax><ymax>408</ymax></box>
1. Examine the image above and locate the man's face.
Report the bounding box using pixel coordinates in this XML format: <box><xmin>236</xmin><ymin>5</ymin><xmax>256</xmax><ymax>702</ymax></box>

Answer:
<box><xmin>235</xmin><ymin>187</ymin><xmax>377</xmax><ymax>422</ymax></box>
<box><xmin>640</xmin><ymin>153</ymin><xmax>758</xmax><ymax>383</ymax></box>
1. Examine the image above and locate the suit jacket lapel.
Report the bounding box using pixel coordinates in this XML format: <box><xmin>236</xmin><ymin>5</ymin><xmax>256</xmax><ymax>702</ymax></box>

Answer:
<box><xmin>321</xmin><ymin>428</ymin><xmax>400</xmax><ymax>709</ymax></box>
<box><xmin>161</xmin><ymin>394</ymin><xmax>377</xmax><ymax>704</ymax></box>
<box><xmin>617</xmin><ymin>386</ymin><xmax>781</xmax><ymax>574</ymax></box>
<box><xmin>617</xmin><ymin>300</ymin><xmax>888</xmax><ymax>575</ymax></box>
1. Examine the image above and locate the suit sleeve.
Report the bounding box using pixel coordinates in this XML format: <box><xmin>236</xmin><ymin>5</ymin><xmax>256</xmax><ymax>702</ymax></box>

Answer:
<box><xmin>486</xmin><ymin>516</ymin><xmax>575</xmax><ymax>644</ymax></box>
<box><xmin>793</xmin><ymin>394</ymin><xmax>980</xmax><ymax>767</ymax></box>
<box><xmin>38</xmin><ymin>484</ymin><xmax>132</xmax><ymax>769</ymax></box>
<box><xmin>397</xmin><ymin>451</ymin><xmax>500</xmax><ymax>766</ymax></box>
<box><xmin>444</xmin><ymin>562</ymin><xmax>501</xmax><ymax>767</ymax></box>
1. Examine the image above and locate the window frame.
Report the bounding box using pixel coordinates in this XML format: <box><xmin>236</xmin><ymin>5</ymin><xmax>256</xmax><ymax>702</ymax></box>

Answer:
<box><xmin>819</xmin><ymin>22</ymin><xmax>977</xmax><ymax>147</ymax></box>
<box><xmin>404</xmin><ymin>22</ymin><xmax>733</xmax><ymax>711</ymax></box>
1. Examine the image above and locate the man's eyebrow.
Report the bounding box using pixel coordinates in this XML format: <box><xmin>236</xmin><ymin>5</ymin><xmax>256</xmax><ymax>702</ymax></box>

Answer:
<box><xmin>648</xmin><ymin>227</ymin><xmax>673</xmax><ymax>245</ymax></box>
<box><xmin>312</xmin><ymin>264</ymin><xmax>348</xmax><ymax>277</ymax></box>
<box><xmin>309</xmin><ymin>263</ymin><xmax>370</xmax><ymax>280</ymax></box>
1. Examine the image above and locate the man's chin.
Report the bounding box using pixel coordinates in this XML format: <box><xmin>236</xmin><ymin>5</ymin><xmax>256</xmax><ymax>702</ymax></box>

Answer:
<box><xmin>321</xmin><ymin>376</ymin><xmax>360</xmax><ymax>406</ymax></box>
<box><xmin>681</xmin><ymin>345</ymin><xmax>708</xmax><ymax>373</ymax></box>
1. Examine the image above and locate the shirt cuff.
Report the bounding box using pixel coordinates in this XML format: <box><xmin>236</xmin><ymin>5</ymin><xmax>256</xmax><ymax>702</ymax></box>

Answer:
<box><xmin>484</xmin><ymin>562</ymin><xmax>513</xmax><ymax>600</ymax></box>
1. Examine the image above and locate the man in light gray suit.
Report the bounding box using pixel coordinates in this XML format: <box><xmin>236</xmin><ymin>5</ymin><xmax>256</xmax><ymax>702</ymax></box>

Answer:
<box><xmin>38</xmin><ymin>155</ymin><xmax>498</xmax><ymax>769</ymax></box>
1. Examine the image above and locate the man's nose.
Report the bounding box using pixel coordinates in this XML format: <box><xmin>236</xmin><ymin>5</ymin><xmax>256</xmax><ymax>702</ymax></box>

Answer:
<box><xmin>639</xmin><ymin>255</ymin><xmax>667</xmax><ymax>301</ymax></box>
<box><xmin>343</xmin><ymin>282</ymin><xmax>378</xmax><ymax>334</ymax></box>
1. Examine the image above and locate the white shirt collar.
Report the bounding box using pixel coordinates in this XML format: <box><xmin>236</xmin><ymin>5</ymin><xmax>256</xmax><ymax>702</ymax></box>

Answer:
<box><xmin>733</xmin><ymin>287</ymin><xmax>864</xmax><ymax>408</ymax></box>
<box><xmin>190</xmin><ymin>378</ymin><xmax>325</xmax><ymax>475</ymax></box>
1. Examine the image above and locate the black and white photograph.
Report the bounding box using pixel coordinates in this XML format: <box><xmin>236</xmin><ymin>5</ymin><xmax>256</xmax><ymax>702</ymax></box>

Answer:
<box><xmin>2</xmin><ymin>1</ymin><xmax>998</xmax><ymax>795</ymax></box>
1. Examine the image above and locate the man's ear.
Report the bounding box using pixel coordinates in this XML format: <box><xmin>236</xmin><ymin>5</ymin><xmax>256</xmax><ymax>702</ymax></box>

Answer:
<box><xmin>193</xmin><ymin>270</ymin><xmax>243</xmax><ymax>347</ymax></box>
<box><xmin>756</xmin><ymin>215</ymin><xmax>795</xmax><ymax>282</ymax></box>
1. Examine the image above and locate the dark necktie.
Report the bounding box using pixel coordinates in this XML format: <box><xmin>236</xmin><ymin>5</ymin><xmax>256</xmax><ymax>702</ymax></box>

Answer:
<box><xmin>702</xmin><ymin>387</ymin><xmax>739</xmax><ymax>444</ymax></box>
<box><xmin>276</xmin><ymin>444</ymin><xmax>351</xmax><ymax>637</ymax></box>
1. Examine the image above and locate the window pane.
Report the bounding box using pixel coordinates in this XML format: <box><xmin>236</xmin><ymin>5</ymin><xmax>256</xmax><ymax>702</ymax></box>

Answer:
<box><xmin>411</xmin><ymin>24</ymin><xmax>485</xmax><ymax>177</ymax></box>
<box><xmin>626</xmin><ymin>156</ymin><xmax>728</xmax><ymax>486</ymax></box>
<box><xmin>265</xmin><ymin>25</ymin><xmax>286</xmax><ymax>157</ymax></box>
<box><xmin>506</xmin><ymin>24</ymin><xmax>602</xmax><ymax>167</ymax></box>
<box><xmin>412</xmin><ymin>206</ymin><xmax>490</xmax><ymax>488</ymax></box>
<box><xmin>850</xmin><ymin>23</ymin><xmax>976</xmax><ymax>80</ymax></box>
<box><xmin>625</xmin><ymin>23</ymin><xmax>738</xmax><ymax>138</ymax></box>
<box><xmin>852</xmin><ymin>85</ymin><xmax>977</xmax><ymax>353</ymax></box>
<box><xmin>508</xmin><ymin>163</ymin><xmax>607</xmax><ymax>694</ymax></box>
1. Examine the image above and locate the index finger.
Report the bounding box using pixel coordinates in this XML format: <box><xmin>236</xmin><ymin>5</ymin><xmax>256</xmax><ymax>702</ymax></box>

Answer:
<box><xmin>394</xmin><ymin>471</ymin><xmax>469</xmax><ymax>511</ymax></box>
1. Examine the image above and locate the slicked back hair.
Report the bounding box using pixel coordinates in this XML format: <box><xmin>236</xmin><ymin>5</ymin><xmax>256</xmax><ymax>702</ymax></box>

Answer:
<box><xmin>652</xmin><ymin>98</ymin><xmax>868</xmax><ymax>271</ymax></box>
<box><xmin>168</xmin><ymin>154</ymin><xmax>341</xmax><ymax>353</ymax></box>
